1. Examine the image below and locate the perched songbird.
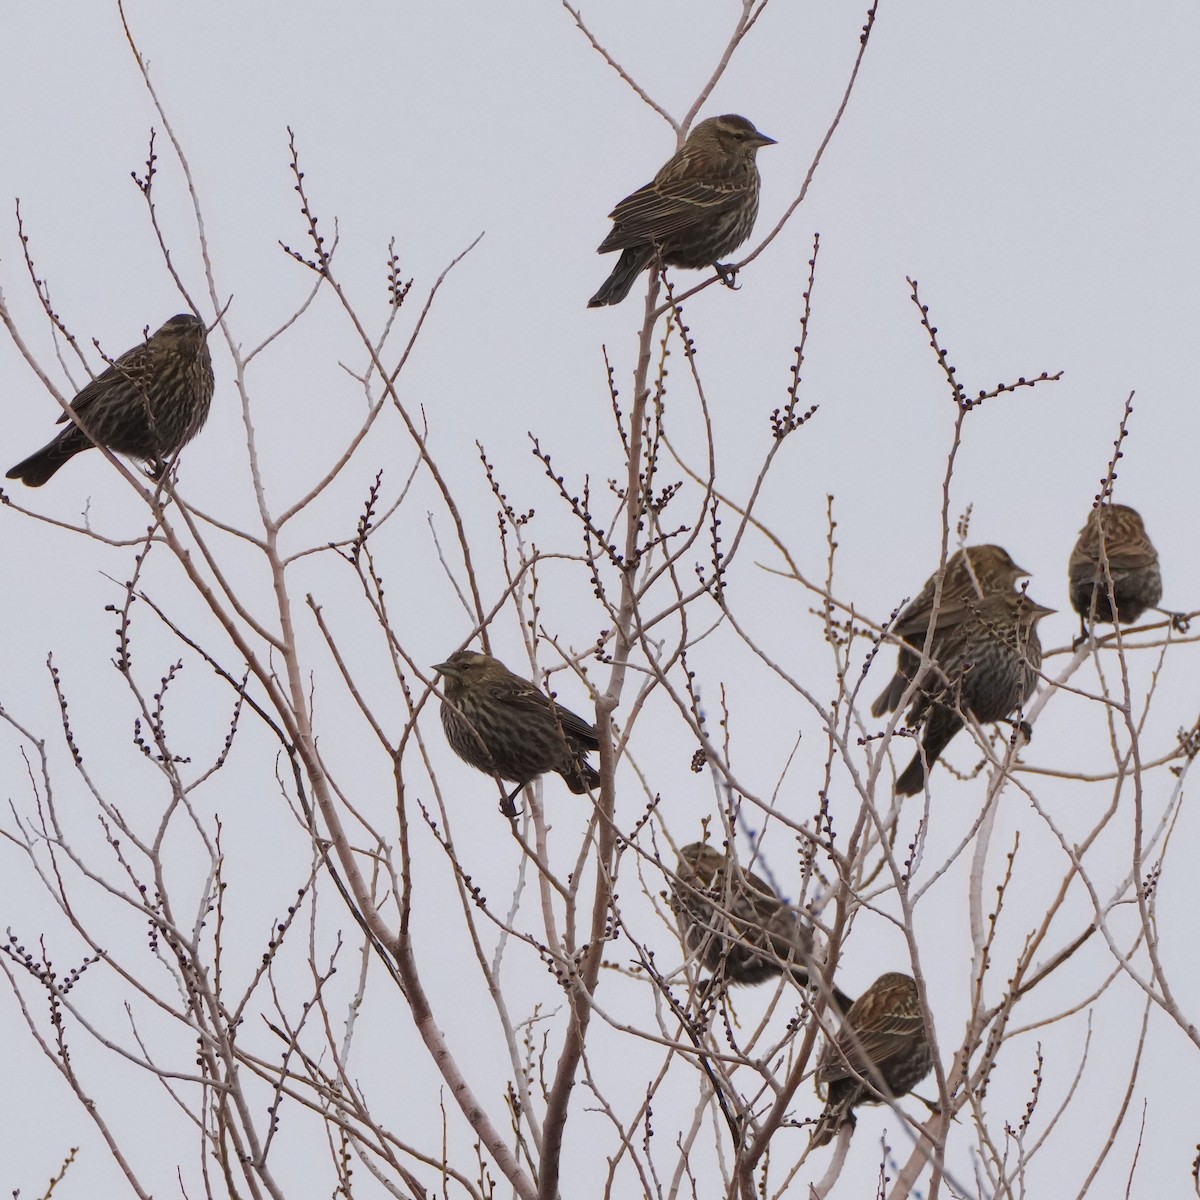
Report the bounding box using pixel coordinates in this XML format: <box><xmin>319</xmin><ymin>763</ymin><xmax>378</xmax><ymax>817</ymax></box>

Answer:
<box><xmin>433</xmin><ymin>650</ymin><xmax>600</xmax><ymax>807</ymax></box>
<box><xmin>810</xmin><ymin>972</ymin><xmax>933</xmax><ymax>1149</ymax></box>
<box><xmin>669</xmin><ymin>842</ymin><xmax>851</xmax><ymax>1007</ymax></box>
<box><xmin>588</xmin><ymin>114</ymin><xmax>776</xmax><ymax>308</ymax></box>
<box><xmin>894</xmin><ymin>590</ymin><xmax>1053</xmax><ymax>797</ymax></box>
<box><xmin>872</xmin><ymin>545</ymin><xmax>1029</xmax><ymax>720</ymax></box>
<box><xmin>7</xmin><ymin>314</ymin><xmax>214</xmax><ymax>487</ymax></box>
<box><xmin>1068</xmin><ymin>503</ymin><xmax>1163</xmax><ymax>639</ymax></box>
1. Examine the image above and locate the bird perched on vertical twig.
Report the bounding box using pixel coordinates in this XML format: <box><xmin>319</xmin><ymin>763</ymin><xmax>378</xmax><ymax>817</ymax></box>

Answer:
<box><xmin>587</xmin><ymin>114</ymin><xmax>776</xmax><ymax>308</ymax></box>
<box><xmin>893</xmin><ymin>590</ymin><xmax>1054</xmax><ymax>797</ymax></box>
<box><xmin>6</xmin><ymin>313</ymin><xmax>214</xmax><ymax>487</ymax></box>
<box><xmin>669</xmin><ymin>842</ymin><xmax>850</xmax><ymax>1008</ymax></box>
<box><xmin>1068</xmin><ymin>503</ymin><xmax>1163</xmax><ymax>640</ymax></box>
<box><xmin>872</xmin><ymin>545</ymin><xmax>1029</xmax><ymax>720</ymax></box>
<box><xmin>810</xmin><ymin>971</ymin><xmax>933</xmax><ymax>1149</ymax></box>
<box><xmin>433</xmin><ymin>650</ymin><xmax>600</xmax><ymax>810</ymax></box>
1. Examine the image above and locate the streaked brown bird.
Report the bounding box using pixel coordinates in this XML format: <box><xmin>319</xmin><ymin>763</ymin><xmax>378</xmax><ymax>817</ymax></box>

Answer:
<box><xmin>894</xmin><ymin>589</ymin><xmax>1053</xmax><ymax>797</ymax></box>
<box><xmin>670</xmin><ymin>841</ymin><xmax>813</xmax><ymax>986</ymax></box>
<box><xmin>7</xmin><ymin>314</ymin><xmax>214</xmax><ymax>487</ymax></box>
<box><xmin>872</xmin><ymin>545</ymin><xmax>1029</xmax><ymax>720</ymax></box>
<box><xmin>810</xmin><ymin>971</ymin><xmax>933</xmax><ymax>1149</ymax></box>
<box><xmin>1068</xmin><ymin>503</ymin><xmax>1163</xmax><ymax>639</ymax></box>
<box><xmin>588</xmin><ymin>114</ymin><xmax>776</xmax><ymax>308</ymax></box>
<box><xmin>669</xmin><ymin>842</ymin><xmax>851</xmax><ymax>1008</ymax></box>
<box><xmin>433</xmin><ymin>650</ymin><xmax>599</xmax><ymax>807</ymax></box>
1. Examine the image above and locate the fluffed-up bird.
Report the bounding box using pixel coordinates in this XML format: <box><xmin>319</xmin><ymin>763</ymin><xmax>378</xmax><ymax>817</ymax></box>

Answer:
<box><xmin>7</xmin><ymin>313</ymin><xmax>214</xmax><ymax>487</ymax></box>
<box><xmin>872</xmin><ymin>545</ymin><xmax>1028</xmax><ymax>720</ymax></box>
<box><xmin>810</xmin><ymin>971</ymin><xmax>933</xmax><ymax>1148</ymax></box>
<box><xmin>892</xmin><ymin>589</ymin><xmax>1053</xmax><ymax>796</ymax></box>
<box><xmin>1068</xmin><ymin>503</ymin><xmax>1163</xmax><ymax>639</ymax></box>
<box><xmin>669</xmin><ymin>842</ymin><xmax>850</xmax><ymax>1009</ymax></box>
<box><xmin>433</xmin><ymin>650</ymin><xmax>599</xmax><ymax>809</ymax></box>
<box><xmin>588</xmin><ymin>114</ymin><xmax>775</xmax><ymax>308</ymax></box>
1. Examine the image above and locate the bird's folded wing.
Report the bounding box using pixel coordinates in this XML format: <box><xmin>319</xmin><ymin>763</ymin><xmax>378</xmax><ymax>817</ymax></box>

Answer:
<box><xmin>490</xmin><ymin>678</ymin><xmax>599</xmax><ymax>748</ymax></box>
<box><xmin>600</xmin><ymin>177</ymin><xmax>744</xmax><ymax>248</ymax></box>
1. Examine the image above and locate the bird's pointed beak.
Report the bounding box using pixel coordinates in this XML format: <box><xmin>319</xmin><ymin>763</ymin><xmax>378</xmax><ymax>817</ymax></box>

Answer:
<box><xmin>755</xmin><ymin>132</ymin><xmax>777</xmax><ymax>147</ymax></box>
<box><xmin>432</xmin><ymin>660</ymin><xmax>455</xmax><ymax>675</ymax></box>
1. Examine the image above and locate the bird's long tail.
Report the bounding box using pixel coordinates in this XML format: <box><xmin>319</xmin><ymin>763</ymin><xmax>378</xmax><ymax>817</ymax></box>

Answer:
<box><xmin>895</xmin><ymin>709</ymin><xmax>963</xmax><ymax>796</ymax></box>
<box><xmin>588</xmin><ymin>247</ymin><xmax>654</xmax><ymax>307</ymax></box>
<box><xmin>561</xmin><ymin>760</ymin><xmax>601</xmax><ymax>795</ymax></box>
<box><xmin>6</xmin><ymin>428</ymin><xmax>90</xmax><ymax>487</ymax></box>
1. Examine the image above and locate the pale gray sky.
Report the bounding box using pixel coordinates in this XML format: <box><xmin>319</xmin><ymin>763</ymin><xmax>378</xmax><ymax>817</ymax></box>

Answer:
<box><xmin>2</xmin><ymin>3</ymin><xmax>1198</xmax><ymax>1197</ymax></box>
